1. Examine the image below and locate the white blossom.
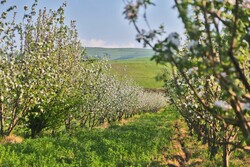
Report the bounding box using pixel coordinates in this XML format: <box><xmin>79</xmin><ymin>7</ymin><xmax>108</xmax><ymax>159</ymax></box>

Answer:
<box><xmin>198</xmin><ymin>85</ymin><xmax>203</xmax><ymax>90</ymax></box>
<box><xmin>214</xmin><ymin>100</ymin><xmax>232</xmax><ymax>110</ymax></box>
<box><xmin>227</xmin><ymin>0</ymin><xmax>250</xmax><ymax>8</ymax></box>
<box><xmin>147</xmin><ymin>30</ymin><xmax>156</xmax><ymax>39</ymax></box>
<box><xmin>187</xmin><ymin>40</ymin><xmax>198</xmax><ymax>49</ymax></box>
<box><xmin>228</xmin><ymin>0</ymin><xmax>236</xmax><ymax>5</ymax></box>
<box><xmin>240</xmin><ymin>103</ymin><xmax>250</xmax><ymax>110</ymax></box>
<box><xmin>186</xmin><ymin>67</ymin><xmax>198</xmax><ymax>76</ymax></box>
<box><xmin>229</xmin><ymin>67</ymin><xmax>235</xmax><ymax>72</ymax></box>
<box><xmin>136</xmin><ymin>33</ymin><xmax>144</xmax><ymax>42</ymax></box>
<box><xmin>220</xmin><ymin>72</ymin><xmax>227</xmax><ymax>78</ymax></box>
<box><xmin>241</xmin><ymin>0</ymin><xmax>250</xmax><ymax>8</ymax></box>
<box><xmin>198</xmin><ymin>91</ymin><xmax>203</xmax><ymax>97</ymax></box>
<box><xmin>124</xmin><ymin>1</ymin><xmax>141</xmax><ymax>21</ymax></box>
<box><xmin>168</xmin><ymin>32</ymin><xmax>180</xmax><ymax>47</ymax></box>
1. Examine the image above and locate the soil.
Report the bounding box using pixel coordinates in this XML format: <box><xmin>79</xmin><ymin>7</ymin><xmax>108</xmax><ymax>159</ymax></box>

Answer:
<box><xmin>162</xmin><ymin>121</ymin><xmax>203</xmax><ymax>167</ymax></box>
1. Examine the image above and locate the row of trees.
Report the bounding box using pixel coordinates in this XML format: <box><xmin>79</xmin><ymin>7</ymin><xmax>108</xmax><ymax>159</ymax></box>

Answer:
<box><xmin>124</xmin><ymin>0</ymin><xmax>249</xmax><ymax>166</ymax></box>
<box><xmin>0</xmin><ymin>1</ymin><xmax>166</xmax><ymax>138</ymax></box>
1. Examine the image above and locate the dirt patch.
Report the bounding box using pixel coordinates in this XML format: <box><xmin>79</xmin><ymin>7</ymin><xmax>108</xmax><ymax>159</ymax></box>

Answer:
<box><xmin>117</xmin><ymin>118</ymin><xmax>136</xmax><ymax>126</ymax></box>
<box><xmin>95</xmin><ymin>117</ymin><xmax>137</xmax><ymax>129</ymax></box>
<box><xmin>164</xmin><ymin>121</ymin><xmax>189</xmax><ymax>167</ymax></box>
<box><xmin>97</xmin><ymin>122</ymin><xmax>110</xmax><ymax>129</ymax></box>
<box><xmin>1</xmin><ymin>134</ymin><xmax>24</xmax><ymax>144</ymax></box>
<box><xmin>161</xmin><ymin>121</ymin><xmax>203</xmax><ymax>167</ymax></box>
<box><xmin>144</xmin><ymin>88</ymin><xmax>166</xmax><ymax>93</ymax></box>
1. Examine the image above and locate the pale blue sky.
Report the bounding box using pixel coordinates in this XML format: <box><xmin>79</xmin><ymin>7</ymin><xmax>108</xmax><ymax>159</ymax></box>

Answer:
<box><xmin>1</xmin><ymin>0</ymin><xmax>184</xmax><ymax>48</ymax></box>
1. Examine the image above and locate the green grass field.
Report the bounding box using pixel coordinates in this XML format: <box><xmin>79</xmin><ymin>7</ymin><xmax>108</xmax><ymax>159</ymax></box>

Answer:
<box><xmin>0</xmin><ymin>109</ymin><xmax>177</xmax><ymax>167</ymax></box>
<box><xmin>110</xmin><ymin>57</ymin><xmax>166</xmax><ymax>89</ymax></box>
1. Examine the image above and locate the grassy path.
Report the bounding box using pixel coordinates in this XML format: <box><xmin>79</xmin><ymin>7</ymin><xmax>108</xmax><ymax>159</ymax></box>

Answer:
<box><xmin>0</xmin><ymin>109</ymin><xmax>178</xmax><ymax>167</ymax></box>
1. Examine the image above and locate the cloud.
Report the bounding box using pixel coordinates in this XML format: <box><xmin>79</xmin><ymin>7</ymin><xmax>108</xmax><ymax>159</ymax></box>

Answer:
<box><xmin>81</xmin><ymin>38</ymin><xmax>140</xmax><ymax>48</ymax></box>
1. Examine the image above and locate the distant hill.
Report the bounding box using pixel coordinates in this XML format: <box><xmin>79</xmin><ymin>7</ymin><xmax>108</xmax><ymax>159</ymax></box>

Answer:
<box><xmin>85</xmin><ymin>47</ymin><xmax>154</xmax><ymax>60</ymax></box>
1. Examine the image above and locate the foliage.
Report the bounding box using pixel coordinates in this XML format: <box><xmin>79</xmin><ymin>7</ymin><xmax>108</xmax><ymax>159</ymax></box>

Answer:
<box><xmin>124</xmin><ymin>0</ymin><xmax>250</xmax><ymax>166</ymax></box>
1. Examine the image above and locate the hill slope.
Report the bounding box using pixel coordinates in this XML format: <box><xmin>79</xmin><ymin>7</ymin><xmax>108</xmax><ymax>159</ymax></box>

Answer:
<box><xmin>110</xmin><ymin>57</ymin><xmax>165</xmax><ymax>89</ymax></box>
<box><xmin>85</xmin><ymin>47</ymin><xmax>154</xmax><ymax>60</ymax></box>
<box><xmin>85</xmin><ymin>47</ymin><xmax>164</xmax><ymax>89</ymax></box>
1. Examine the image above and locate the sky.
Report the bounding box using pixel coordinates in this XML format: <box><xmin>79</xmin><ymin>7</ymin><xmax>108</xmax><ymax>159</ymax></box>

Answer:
<box><xmin>1</xmin><ymin>0</ymin><xmax>184</xmax><ymax>48</ymax></box>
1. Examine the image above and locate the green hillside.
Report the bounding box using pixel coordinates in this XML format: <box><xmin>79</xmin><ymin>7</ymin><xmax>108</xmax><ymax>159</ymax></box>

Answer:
<box><xmin>85</xmin><ymin>47</ymin><xmax>154</xmax><ymax>60</ymax></box>
<box><xmin>85</xmin><ymin>47</ymin><xmax>166</xmax><ymax>89</ymax></box>
<box><xmin>110</xmin><ymin>57</ymin><xmax>166</xmax><ymax>89</ymax></box>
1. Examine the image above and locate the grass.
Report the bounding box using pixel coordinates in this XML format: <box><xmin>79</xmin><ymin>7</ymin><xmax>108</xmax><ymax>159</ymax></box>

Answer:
<box><xmin>0</xmin><ymin>108</ymin><xmax>177</xmax><ymax>167</ymax></box>
<box><xmin>110</xmin><ymin>57</ymin><xmax>166</xmax><ymax>89</ymax></box>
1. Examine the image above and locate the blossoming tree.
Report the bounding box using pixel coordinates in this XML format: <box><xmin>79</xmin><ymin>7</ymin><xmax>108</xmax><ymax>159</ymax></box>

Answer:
<box><xmin>124</xmin><ymin>0</ymin><xmax>250</xmax><ymax>166</ymax></box>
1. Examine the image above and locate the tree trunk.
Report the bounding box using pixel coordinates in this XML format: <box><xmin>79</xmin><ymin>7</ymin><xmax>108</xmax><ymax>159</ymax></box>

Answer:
<box><xmin>80</xmin><ymin>115</ymin><xmax>88</xmax><ymax>127</ymax></box>
<box><xmin>7</xmin><ymin>117</ymin><xmax>19</xmax><ymax>136</ymax></box>
<box><xmin>222</xmin><ymin>142</ymin><xmax>230</xmax><ymax>167</ymax></box>
<box><xmin>230</xmin><ymin>98</ymin><xmax>250</xmax><ymax>144</ymax></box>
<box><xmin>65</xmin><ymin>116</ymin><xmax>72</xmax><ymax>131</ymax></box>
<box><xmin>0</xmin><ymin>103</ymin><xmax>4</xmax><ymax>137</ymax></box>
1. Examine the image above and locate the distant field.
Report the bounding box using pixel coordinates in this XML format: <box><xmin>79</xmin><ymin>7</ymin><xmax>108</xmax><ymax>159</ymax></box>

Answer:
<box><xmin>85</xmin><ymin>47</ymin><xmax>154</xmax><ymax>60</ymax></box>
<box><xmin>110</xmin><ymin>57</ymin><xmax>166</xmax><ymax>89</ymax></box>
